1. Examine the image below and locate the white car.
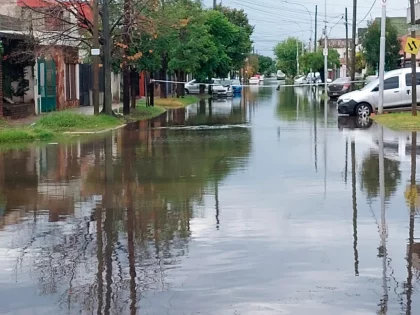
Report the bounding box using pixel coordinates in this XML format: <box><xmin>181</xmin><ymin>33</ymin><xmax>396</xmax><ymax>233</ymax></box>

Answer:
<box><xmin>294</xmin><ymin>75</ymin><xmax>307</xmax><ymax>85</ymax></box>
<box><xmin>212</xmin><ymin>79</ymin><xmax>233</xmax><ymax>98</ymax></box>
<box><xmin>249</xmin><ymin>76</ymin><xmax>260</xmax><ymax>84</ymax></box>
<box><xmin>185</xmin><ymin>79</ymin><xmax>209</xmax><ymax>94</ymax></box>
<box><xmin>337</xmin><ymin>67</ymin><xmax>418</xmax><ymax>117</ymax></box>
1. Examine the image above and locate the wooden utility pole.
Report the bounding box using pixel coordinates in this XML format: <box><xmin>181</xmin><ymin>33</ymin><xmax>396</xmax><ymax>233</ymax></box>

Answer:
<box><xmin>351</xmin><ymin>0</ymin><xmax>357</xmax><ymax>90</ymax></box>
<box><xmin>213</xmin><ymin>0</ymin><xmax>216</xmax><ymax>9</ymax></box>
<box><xmin>314</xmin><ymin>5</ymin><xmax>317</xmax><ymax>51</ymax></box>
<box><xmin>102</xmin><ymin>0</ymin><xmax>112</xmax><ymax>115</ymax></box>
<box><xmin>410</xmin><ymin>0</ymin><xmax>417</xmax><ymax>116</ymax></box>
<box><xmin>92</xmin><ymin>0</ymin><xmax>99</xmax><ymax>115</ymax></box>
<box><xmin>345</xmin><ymin>7</ymin><xmax>349</xmax><ymax>77</ymax></box>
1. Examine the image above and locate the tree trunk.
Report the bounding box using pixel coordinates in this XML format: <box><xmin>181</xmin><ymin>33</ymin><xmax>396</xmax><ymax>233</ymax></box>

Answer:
<box><xmin>149</xmin><ymin>73</ymin><xmax>154</xmax><ymax>106</ymax></box>
<box><xmin>181</xmin><ymin>71</ymin><xmax>185</xmax><ymax>98</ymax></box>
<box><xmin>176</xmin><ymin>70</ymin><xmax>182</xmax><ymax>98</ymax></box>
<box><xmin>123</xmin><ymin>67</ymin><xmax>130</xmax><ymax>115</ymax></box>
<box><xmin>130</xmin><ymin>69</ymin><xmax>137</xmax><ymax>109</ymax></box>
<box><xmin>159</xmin><ymin>54</ymin><xmax>168</xmax><ymax>98</ymax></box>
<box><xmin>102</xmin><ymin>0</ymin><xmax>112</xmax><ymax>115</ymax></box>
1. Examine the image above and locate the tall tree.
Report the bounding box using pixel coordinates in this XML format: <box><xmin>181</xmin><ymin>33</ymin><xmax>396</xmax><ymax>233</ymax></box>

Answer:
<box><xmin>258</xmin><ymin>55</ymin><xmax>275</xmax><ymax>75</ymax></box>
<box><xmin>362</xmin><ymin>19</ymin><xmax>401</xmax><ymax>72</ymax></box>
<box><xmin>273</xmin><ymin>37</ymin><xmax>304</xmax><ymax>77</ymax></box>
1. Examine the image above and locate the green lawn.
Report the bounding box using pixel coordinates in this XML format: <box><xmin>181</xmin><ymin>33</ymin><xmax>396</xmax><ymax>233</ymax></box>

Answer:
<box><xmin>37</xmin><ymin>111</ymin><xmax>123</xmax><ymax>132</ymax></box>
<box><xmin>137</xmin><ymin>96</ymin><xmax>200</xmax><ymax>108</ymax></box>
<box><xmin>373</xmin><ymin>112</ymin><xmax>420</xmax><ymax>130</ymax></box>
<box><xmin>129</xmin><ymin>104</ymin><xmax>166</xmax><ymax>120</ymax></box>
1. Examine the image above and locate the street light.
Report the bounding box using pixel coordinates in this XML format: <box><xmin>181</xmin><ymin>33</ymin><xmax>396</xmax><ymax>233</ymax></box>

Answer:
<box><xmin>282</xmin><ymin>0</ymin><xmax>313</xmax><ymax>52</ymax></box>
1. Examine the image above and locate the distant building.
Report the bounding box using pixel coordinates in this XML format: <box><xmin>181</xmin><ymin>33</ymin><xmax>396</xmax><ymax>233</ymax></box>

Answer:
<box><xmin>318</xmin><ymin>38</ymin><xmax>353</xmax><ymax>78</ymax></box>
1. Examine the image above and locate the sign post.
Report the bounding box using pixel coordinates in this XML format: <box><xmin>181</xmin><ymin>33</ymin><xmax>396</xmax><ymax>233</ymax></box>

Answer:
<box><xmin>378</xmin><ymin>0</ymin><xmax>386</xmax><ymax>114</ymax></box>
<box><xmin>409</xmin><ymin>0</ymin><xmax>418</xmax><ymax>116</ymax></box>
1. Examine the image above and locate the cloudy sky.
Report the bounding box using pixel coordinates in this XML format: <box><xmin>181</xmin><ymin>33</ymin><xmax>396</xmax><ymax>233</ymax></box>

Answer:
<box><xmin>203</xmin><ymin>0</ymin><xmax>409</xmax><ymax>57</ymax></box>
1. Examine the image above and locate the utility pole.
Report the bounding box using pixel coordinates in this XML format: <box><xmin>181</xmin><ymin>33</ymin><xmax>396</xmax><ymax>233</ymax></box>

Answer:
<box><xmin>378</xmin><ymin>1</ymin><xmax>386</xmax><ymax>114</ymax></box>
<box><xmin>345</xmin><ymin>7</ymin><xmax>349</xmax><ymax>77</ymax></box>
<box><xmin>314</xmin><ymin>5</ymin><xmax>317</xmax><ymax>51</ymax></box>
<box><xmin>213</xmin><ymin>0</ymin><xmax>216</xmax><ymax>9</ymax></box>
<box><xmin>102</xmin><ymin>0</ymin><xmax>112</xmax><ymax>115</ymax></box>
<box><xmin>410</xmin><ymin>0</ymin><xmax>417</xmax><ymax>116</ymax></box>
<box><xmin>351</xmin><ymin>0</ymin><xmax>357</xmax><ymax>90</ymax></box>
<box><xmin>296</xmin><ymin>41</ymin><xmax>299</xmax><ymax>75</ymax></box>
<box><xmin>323</xmin><ymin>0</ymin><xmax>328</xmax><ymax>93</ymax></box>
<box><xmin>92</xmin><ymin>0</ymin><xmax>99</xmax><ymax>115</ymax></box>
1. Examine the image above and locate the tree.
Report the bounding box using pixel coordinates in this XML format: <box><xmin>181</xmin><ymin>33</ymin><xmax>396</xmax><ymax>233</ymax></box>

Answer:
<box><xmin>300</xmin><ymin>49</ymin><xmax>340</xmax><ymax>75</ymax></box>
<box><xmin>362</xmin><ymin>19</ymin><xmax>401</xmax><ymax>72</ymax></box>
<box><xmin>273</xmin><ymin>37</ymin><xmax>304</xmax><ymax>77</ymax></box>
<box><xmin>258</xmin><ymin>55</ymin><xmax>275</xmax><ymax>75</ymax></box>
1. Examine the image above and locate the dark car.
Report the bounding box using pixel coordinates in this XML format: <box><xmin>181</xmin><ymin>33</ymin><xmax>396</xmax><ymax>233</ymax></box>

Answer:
<box><xmin>328</xmin><ymin>77</ymin><xmax>351</xmax><ymax>99</ymax></box>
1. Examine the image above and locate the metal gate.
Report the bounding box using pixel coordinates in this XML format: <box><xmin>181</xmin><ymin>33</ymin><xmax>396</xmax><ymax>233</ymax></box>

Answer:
<box><xmin>38</xmin><ymin>58</ymin><xmax>57</xmax><ymax>112</ymax></box>
<box><xmin>79</xmin><ymin>64</ymin><xmax>105</xmax><ymax>106</ymax></box>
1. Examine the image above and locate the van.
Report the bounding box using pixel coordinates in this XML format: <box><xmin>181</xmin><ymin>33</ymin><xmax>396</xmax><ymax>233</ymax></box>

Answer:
<box><xmin>337</xmin><ymin>68</ymin><xmax>420</xmax><ymax>116</ymax></box>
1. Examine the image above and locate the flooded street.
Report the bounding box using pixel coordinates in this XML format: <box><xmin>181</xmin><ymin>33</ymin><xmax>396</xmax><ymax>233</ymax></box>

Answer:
<box><xmin>1</xmin><ymin>81</ymin><xmax>420</xmax><ymax>314</ymax></box>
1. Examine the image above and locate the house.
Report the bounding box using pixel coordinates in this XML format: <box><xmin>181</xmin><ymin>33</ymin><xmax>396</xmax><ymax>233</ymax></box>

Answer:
<box><xmin>0</xmin><ymin>0</ymin><xmax>96</xmax><ymax>117</ymax></box>
<box><xmin>318</xmin><ymin>38</ymin><xmax>353</xmax><ymax>79</ymax></box>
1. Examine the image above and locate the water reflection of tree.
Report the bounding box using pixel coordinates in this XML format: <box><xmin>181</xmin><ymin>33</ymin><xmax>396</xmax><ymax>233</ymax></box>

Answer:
<box><xmin>2</xmin><ymin>126</ymin><xmax>251</xmax><ymax>314</ymax></box>
<box><xmin>360</xmin><ymin>151</ymin><xmax>401</xmax><ymax>201</ymax></box>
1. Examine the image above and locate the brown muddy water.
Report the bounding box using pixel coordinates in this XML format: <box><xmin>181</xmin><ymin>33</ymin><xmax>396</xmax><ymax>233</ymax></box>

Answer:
<box><xmin>0</xmin><ymin>83</ymin><xmax>420</xmax><ymax>314</ymax></box>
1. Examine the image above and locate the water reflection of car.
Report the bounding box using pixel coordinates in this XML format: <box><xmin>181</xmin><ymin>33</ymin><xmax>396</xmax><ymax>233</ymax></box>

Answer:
<box><xmin>294</xmin><ymin>75</ymin><xmax>307</xmax><ymax>85</ymax></box>
<box><xmin>231</xmin><ymin>79</ymin><xmax>242</xmax><ymax>94</ymax></box>
<box><xmin>328</xmin><ymin>77</ymin><xmax>351</xmax><ymax>99</ymax></box>
<box><xmin>337</xmin><ymin>116</ymin><xmax>373</xmax><ymax>130</ymax></box>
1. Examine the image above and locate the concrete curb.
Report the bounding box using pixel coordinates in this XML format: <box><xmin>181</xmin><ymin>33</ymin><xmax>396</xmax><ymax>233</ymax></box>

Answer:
<box><xmin>63</xmin><ymin>123</ymin><xmax>127</xmax><ymax>135</ymax></box>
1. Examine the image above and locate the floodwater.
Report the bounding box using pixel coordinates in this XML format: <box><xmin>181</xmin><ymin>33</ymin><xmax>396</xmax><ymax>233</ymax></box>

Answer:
<box><xmin>1</xmin><ymin>81</ymin><xmax>420</xmax><ymax>314</ymax></box>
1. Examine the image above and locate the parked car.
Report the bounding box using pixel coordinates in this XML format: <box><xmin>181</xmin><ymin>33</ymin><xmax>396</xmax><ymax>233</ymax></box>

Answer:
<box><xmin>185</xmin><ymin>79</ymin><xmax>209</xmax><ymax>94</ymax></box>
<box><xmin>337</xmin><ymin>68</ymin><xmax>418</xmax><ymax>117</ymax></box>
<box><xmin>249</xmin><ymin>76</ymin><xmax>260</xmax><ymax>84</ymax></box>
<box><xmin>276</xmin><ymin>70</ymin><xmax>286</xmax><ymax>80</ymax></box>
<box><xmin>212</xmin><ymin>79</ymin><xmax>233</xmax><ymax>98</ymax></box>
<box><xmin>294</xmin><ymin>75</ymin><xmax>307</xmax><ymax>85</ymax></box>
<box><xmin>328</xmin><ymin>77</ymin><xmax>351</xmax><ymax>98</ymax></box>
<box><xmin>231</xmin><ymin>79</ymin><xmax>242</xmax><ymax>94</ymax></box>
<box><xmin>364</xmin><ymin>75</ymin><xmax>377</xmax><ymax>86</ymax></box>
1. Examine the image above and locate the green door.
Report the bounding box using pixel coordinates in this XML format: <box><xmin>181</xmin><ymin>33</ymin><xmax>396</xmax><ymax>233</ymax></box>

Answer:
<box><xmin>38</xmin><ymin>58</ymin><xmax>57</xmax><ymax>112</ymax></box>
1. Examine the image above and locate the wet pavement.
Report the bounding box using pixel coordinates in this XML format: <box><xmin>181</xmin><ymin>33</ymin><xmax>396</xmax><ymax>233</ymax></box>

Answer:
<box><xmin>1</xmin><ymin>81</ymin><xmax>420</xmax><ymax>314</ymax></box>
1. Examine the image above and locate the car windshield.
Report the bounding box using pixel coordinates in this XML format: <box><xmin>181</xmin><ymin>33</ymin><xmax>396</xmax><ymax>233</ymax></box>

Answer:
<box><xmin>220</xmin><ymin>80</ymin><xmax>231</xmax><ymax>85</ymax></box>
<box><xmin>333</xmin><ymin>77</ymin><xmax>350</xmax><ymax>83</ymax></box>
<box><xmin>232</xmin><ymin>80</ymin><xmax>240</xmax><ymax>85</ymax></box>
<box><xmin>361</xmin><ymin>78</ymin><xmax>379</xmax><ymax>91</ymax></box>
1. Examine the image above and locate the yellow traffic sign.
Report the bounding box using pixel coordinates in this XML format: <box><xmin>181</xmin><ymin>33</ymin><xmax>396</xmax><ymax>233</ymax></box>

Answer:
<box><xmin>404</xmin><ymin>37</ymin><xmax>420</xmax><ymax>55</ymax></box>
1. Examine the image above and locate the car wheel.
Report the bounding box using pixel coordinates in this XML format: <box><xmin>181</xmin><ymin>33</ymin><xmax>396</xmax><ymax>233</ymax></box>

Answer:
<box><xmin>355</xmin><ymin>103</ymin><xmax>372</xmax><ymax>118</ymax></box>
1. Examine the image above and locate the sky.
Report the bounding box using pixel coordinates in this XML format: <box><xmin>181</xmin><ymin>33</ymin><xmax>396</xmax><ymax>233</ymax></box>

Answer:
<box><xmin>203</xmin><ymin>0</ymin><xmax>409</xmax><ymax>57</ymax></box>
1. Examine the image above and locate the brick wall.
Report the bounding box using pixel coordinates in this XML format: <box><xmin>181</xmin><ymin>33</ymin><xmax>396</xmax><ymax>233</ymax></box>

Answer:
<box><xmin>3</xmin><ymin>102</ymin><xmax>35</xmax><ymax>119</ymax></box>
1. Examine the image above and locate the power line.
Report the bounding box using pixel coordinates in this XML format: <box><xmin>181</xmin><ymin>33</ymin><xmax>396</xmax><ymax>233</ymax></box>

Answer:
<box><xmin>357</xmin><ymin>0</ymin><xmax>377</xmax><ymax>26</ymax></box>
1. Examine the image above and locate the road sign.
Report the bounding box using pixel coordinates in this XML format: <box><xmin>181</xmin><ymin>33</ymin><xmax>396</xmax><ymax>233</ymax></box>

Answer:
<box><xmin>404</xmin><ymin>37</ymin><xmax>420</xmax><ymax>55</ymax></box>
<box><xmin>408</xmin><ymin>24</ymin><xmax>420</xmax><ymax>32</ymax></box>
<box><xmin>91</xmin><ymin>48</ymin><xmax>100</xmax><ymax>56</ymax></box>
<box><xmin>323</xmin><ymin>48</ymin><xmax>328</xmax><ymax>56</ymax></box>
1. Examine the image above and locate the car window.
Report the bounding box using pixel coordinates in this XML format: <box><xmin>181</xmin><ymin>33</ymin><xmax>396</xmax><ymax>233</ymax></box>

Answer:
<box><xmin>405</xmin><ymin>73</ymin><xmax>420</xmax><ymax>86</ymax></box>
<box><xmin>384</xmin><ymin>76</ymin><xmax>399</xmax><ymax>90</ymax></box>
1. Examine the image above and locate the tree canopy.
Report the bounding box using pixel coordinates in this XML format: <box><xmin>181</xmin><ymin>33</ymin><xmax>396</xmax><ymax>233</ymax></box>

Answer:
<box><xmin>273</xmin><ymin>38</ymin><xmax>304</xmax><ymax>77</ymax></box>
<box><xmin>300</xmin><ymin>49</ymin><xmax>341</xmax><ymax>73</ymax></box>
<box><xmin>361</xmin><ymin>19</ymin><xmax>401</xmax><ymax>71</ymax></box>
